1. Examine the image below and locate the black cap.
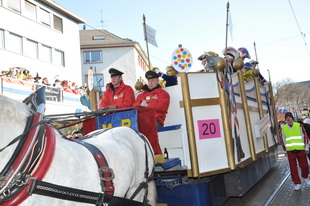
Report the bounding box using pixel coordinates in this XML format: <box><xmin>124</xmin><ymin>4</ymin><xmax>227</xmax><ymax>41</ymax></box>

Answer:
<box><xmin>109</xmin><ymin>68</ymin><xmax>123</xmax><ymax>77</ymax></box>
<box><xmin>23</xmin><ymin>70</ymin><xmax>29</xmax><ymax>75</ymax></box>
<box><xmin>145</xmin><ymin>70</ymin><xmax>159</xmax><ymax>79</ymax></box>
<box><xmin>285</xmin><ymin>112</ymin><xmax>293</xmax><ymax>119</ymax></box>
<box><xmin>34</xmin><ymin>72</ymin><xmax>41</xmax><ymax>79</ymax></box>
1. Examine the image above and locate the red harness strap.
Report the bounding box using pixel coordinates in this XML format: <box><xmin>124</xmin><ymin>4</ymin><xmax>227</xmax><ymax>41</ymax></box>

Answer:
<box><xmin>2</xmin><ymin>124</ymin><xmax>56</xmax><ymax>206</ymax></box>
<box><xmin>0</xmin><ymin>113</ymin><xmax>43</xmax><ymax>204</ymax></box>
<box><xmin>10</xmin><ymin>114</ymin><xmax>42</xmax><ymax>172</ymax></box>
<box><xmin>72</xmin><ymin>139</ymin><xmax>115</xmax><ymax>197</ymax></box>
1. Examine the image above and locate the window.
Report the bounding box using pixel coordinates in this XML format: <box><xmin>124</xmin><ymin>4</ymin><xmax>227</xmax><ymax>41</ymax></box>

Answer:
<box><xmin>138</xmin><ymin>56</ymin><xmax>147</xmax><ymax>72</ymax></box>
<box><xmin>39</xmin><ymin>8</ymin><xmax>50</xmax><ymax>27</ymax></box>
<box><xmin>24</xmin><ymin>1</ymin><xmax>36</xmax><ymax>21</ymax></box>
<box><xmin>8</xmin><ymin>0</ymin><xmax>21</xmax><ymax>13</ymax></box>
<box><xmin>54</xmin><ymin>49</ymin><xmax>64</xmax><ymax>66</ymax></box>
<box><xmin>0</xmin><ymin>29</ymin><xmax>4</xmax><ymax>49</ymax></box>
<box><xmin>7</xmin><ymin>32</ymin><xmax>22</xmax><ymax>54</ymax></box>
<box><xmin>83</xmin><ymin>51</ymin><xmax>102</xmax><ymax>63</ymax></box>
<box><xmin>93</xmin><ymin>35</ymin><xmax>105</xmax><ymax>40</ymax></box>
<box><xmin>53</xmin><ymin>15</ymin><xmax>63</xmax><ymax>32</ymax></box>
<box><xmin>40</xmin><ymin>44</ymin><xmax>52</xmax><ymax>62</ymax></box>
<box><xmin>85</xmin><ymin>73</ymin><xmax>104</xmax><ymax>90</ymax></box>
<box><xmin>24</xmin><ymin>38</ymin><xmax>38</xmax><ymax>58</ymax></box>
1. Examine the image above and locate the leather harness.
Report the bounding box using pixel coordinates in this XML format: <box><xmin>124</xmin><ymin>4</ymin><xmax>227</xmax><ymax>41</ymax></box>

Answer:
<box><xmin>0</xmin><ymin>88</ymin><xmax>54</xmax><ymax>205</ymax></box>
<box><xmin>0</xmin><ymin>88</ymin><xmax>153</xmax><ymax>206</ymax></box>
<box><xmin>73</xmin><ymin>139</ymin><xmax>115</xmax><ymax>196</ymax></box>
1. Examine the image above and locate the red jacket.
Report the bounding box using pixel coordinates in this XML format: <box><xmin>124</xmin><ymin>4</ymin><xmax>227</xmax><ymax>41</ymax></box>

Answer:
<box><xmin>99</xmin><ymin>80</ymin><xmax>134</xmax><ymax>109</ymax></box>
<box><xmin>133</xmin><ymin>85</ymin><xmax>170</xmax><ymax>126</ymax></box>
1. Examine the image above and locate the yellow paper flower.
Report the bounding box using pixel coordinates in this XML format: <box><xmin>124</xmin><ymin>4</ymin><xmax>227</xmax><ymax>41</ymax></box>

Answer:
<box><xmin>243</xmin><ymin>70</ymin><xmax>254</xmax><ymax>82</ymax></box>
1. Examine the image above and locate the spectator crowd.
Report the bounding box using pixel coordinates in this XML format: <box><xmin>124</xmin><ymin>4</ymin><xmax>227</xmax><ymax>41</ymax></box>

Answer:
<box><xmin>0</xmin><ymin>67</ymin><xmax>87</xmax><ymax>94</ymax></box>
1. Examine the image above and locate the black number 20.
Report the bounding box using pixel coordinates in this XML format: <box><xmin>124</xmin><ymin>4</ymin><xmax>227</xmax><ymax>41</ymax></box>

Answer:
<box><xmin>202</xmin><ymin>123</ymin><xmax>216</xmax><ymax>135</ymax></box>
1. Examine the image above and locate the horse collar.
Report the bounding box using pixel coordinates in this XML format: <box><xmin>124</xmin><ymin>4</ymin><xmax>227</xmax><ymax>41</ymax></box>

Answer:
<box><xmin>0</xmin><ymin>114</ymin><xmax>56</xmax><ymax>205</ymax></box>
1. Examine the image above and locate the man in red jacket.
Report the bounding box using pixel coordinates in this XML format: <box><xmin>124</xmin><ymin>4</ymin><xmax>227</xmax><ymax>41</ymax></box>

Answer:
<box><xmin>99</xmin><ymin>68</ymin><xmax>134</xmax><ymax>111</ymax></box>
<box><xmin>133</xmin><ymin>70</ymin><xmax>170</xmax><ymax>163</ymax></box>
<box><xmin>134</xmin><ymin>70</ymin><xmax>170</xmax><ymax>128</ymax></box>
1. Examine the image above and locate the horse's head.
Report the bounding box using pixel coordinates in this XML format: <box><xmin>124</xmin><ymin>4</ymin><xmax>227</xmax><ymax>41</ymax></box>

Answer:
<box><xmin>0</xmin><ymin>95</ymin><xmax>32</xmax><ymax>146</ymax></box>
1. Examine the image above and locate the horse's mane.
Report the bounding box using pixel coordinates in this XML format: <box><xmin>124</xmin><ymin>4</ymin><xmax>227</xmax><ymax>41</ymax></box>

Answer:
<box><xmin>0</xmin><ymin>95</ymin><xmax>32</xmax><ymax>123</ymax></box>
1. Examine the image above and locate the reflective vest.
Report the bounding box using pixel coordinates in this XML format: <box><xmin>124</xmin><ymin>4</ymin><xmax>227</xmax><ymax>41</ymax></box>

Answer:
<box><xmin>282</xmin><ymin>122</ymin><xmax>304</xmax><ymax>151</ymax></box>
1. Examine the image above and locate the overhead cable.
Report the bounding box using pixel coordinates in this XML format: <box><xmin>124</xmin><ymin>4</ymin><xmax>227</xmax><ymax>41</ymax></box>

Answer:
<box><xmin>288</xmin><ymin>0</ymin><xmax>310</xmax><ymax>56</ymax></box>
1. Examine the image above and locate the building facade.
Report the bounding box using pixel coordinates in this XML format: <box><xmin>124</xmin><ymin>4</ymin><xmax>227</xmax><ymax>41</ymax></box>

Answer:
<box><xmin>80</xmin><ymin>29</ymin><xmax>150</xmax><ymax>91</ymax></box>
<box><xmin>0</xmin><ymin>0</ymin><xmax>85</xmax><ymax>84</ymax></box>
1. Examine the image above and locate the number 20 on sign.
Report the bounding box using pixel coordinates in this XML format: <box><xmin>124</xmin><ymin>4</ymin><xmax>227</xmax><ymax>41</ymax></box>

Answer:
<box><xmin>197</xmin><ymin>119</ymin><xmax>221</xmax><ymax>139</ymax></box>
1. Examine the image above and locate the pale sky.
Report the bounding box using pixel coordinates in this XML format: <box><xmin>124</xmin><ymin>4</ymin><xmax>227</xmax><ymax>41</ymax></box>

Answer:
<box><xmin>54</xmin><ymin>0</ymin><xmax>310</xmax><ymax>84</ymax></box>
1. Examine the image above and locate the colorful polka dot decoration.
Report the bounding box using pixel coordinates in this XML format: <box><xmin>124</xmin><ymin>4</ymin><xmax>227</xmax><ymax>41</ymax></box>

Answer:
<box><xmin>171</xmin><ymin>47</ymin><xmax>193</xmax><ymax>72</ymax></box>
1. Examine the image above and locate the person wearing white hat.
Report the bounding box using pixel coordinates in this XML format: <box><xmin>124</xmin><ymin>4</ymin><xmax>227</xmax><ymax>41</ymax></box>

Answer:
<box><xmin>222</xmin><ymin>46</ymin><xmax>239</xmax><ymax>73</ymax></box>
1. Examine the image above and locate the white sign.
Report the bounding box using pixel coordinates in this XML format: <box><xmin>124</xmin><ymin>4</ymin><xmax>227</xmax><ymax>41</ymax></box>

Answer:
<box><xmin>88</xmin><ymin>68</ymin><xmax>93</xmax><ymax>91</ymax></box>
<box><xmin>145</xmin><ymin>24</ymin><xmax>158</xmax><ymax>47</ymax></box>
<box><xmin>257</xmin><ymin>114</ymin><xmax>271</xmax><ymax>137</ymax></box>
<box><xmin>171</xmin><ymin>47</ymin><xmax>193</xmax><ymax>72</ymax></box>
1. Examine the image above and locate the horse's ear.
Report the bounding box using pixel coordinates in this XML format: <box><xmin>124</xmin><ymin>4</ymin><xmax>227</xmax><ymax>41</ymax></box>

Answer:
<box><xmin>23</xmin><ymin>87</ymin><xmax>46</xmax><ymax>111</ymax></box>
<box><xmin>34</xmin><ymin>87</ymin><xmax>46</xmax><ymax>105</ymax></box>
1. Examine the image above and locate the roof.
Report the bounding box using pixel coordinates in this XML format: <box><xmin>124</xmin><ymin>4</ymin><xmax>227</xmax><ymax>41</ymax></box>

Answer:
<box><xmin>79</xmin><ymin>30</ymin><xmax>138</xmax><ymax>48</ymax></box>
<box><xmin>289</xmin><ymin>80</ymin><xmax>310</xmax><ymax>88</ymax></box>
<box><xmin>298</xmin><ymin>80</ymin><xmax>310</xmax><ymax>87</ymax></box>
<box><xmin>79</xmin><ymin>29</ymin><xmax>149</xmax><ymax>67</ymax></box>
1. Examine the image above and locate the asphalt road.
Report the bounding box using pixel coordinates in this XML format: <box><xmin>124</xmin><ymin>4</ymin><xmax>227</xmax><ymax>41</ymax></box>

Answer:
<box><xmin>224</xmin><ymin>146</ymin><xmax>289</xmax><ymax>206</ymax></box>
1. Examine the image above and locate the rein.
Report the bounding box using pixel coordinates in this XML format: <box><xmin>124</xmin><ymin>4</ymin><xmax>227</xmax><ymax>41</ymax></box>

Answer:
<box><xmin>44</xmin><ymin>106</ymin><xmax>141</xmax><ymax>120</ymax></box>
<box><xmin>0</xmin><ymin>119</ymin><xmax>47</xmax><ymax>153</ymax></box>
<box><xmin>129</xmin><ymin>131</ymin><xmax>155</xmax><ymax>204</ymax></box>
<box><xmin>44</xmin><ymin>106</ymin><xmax>141</xmax><ymax>130</ymax></box>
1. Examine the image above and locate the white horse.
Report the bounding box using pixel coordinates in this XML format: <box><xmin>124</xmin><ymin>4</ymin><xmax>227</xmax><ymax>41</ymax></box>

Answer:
<box><xmin>0</xmin><ymin>95</ymin><xmax>156</xmax><ymax>206</ymax></box>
